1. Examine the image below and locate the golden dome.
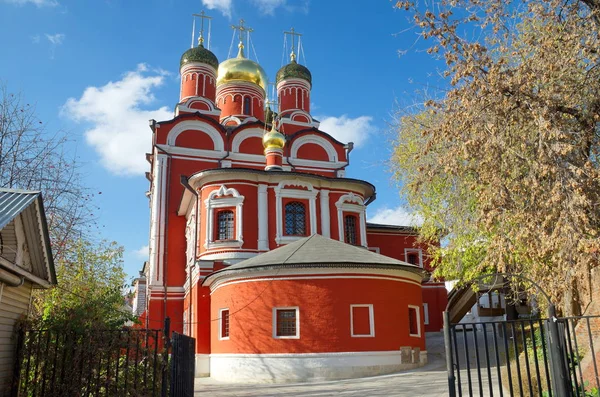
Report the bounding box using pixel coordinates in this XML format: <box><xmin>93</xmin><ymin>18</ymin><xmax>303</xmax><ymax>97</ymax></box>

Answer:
<box><xmin>217</xmin><ymin>42</ymin><xmax>268</xmax><ymax>91</ymax></box>
<box><xmin>263</xmin><ymin>123</ymin><xmax>286</xmax><ymax>150</ymax></box>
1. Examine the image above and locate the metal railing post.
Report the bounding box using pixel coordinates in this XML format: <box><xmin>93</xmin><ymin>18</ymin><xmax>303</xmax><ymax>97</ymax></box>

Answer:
<box><xmin>162</xmin><ymin>316</ymin><xmax>171</xmax><ymax>397</ymax></box>
<box><xmin>547</xmin><ymin>305</ymin><xmax>571</xmax><ymax>396</ymax></box>
<box><xmin>444</xmin><ymin>311</ymin><xmax>457</xmax><ymax>397</ymax></box>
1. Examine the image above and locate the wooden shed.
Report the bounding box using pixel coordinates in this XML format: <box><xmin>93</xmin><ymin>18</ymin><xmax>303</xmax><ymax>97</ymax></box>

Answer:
<box><xmin>0</xmin><ymin>189</ymin><xmax>56</xmax><ymax>393</ymax></box>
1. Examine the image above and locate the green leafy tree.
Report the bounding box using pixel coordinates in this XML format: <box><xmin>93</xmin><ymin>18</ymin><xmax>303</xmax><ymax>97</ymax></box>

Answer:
<box><xmin>393</xmin><ymin>0</ymin><xmax>600</xmax><ymax>313</ymax></box>
<box><xmin>33</xmin><ymin>238</ymin><xmax>135</xmax><ymax>330</ymax></box>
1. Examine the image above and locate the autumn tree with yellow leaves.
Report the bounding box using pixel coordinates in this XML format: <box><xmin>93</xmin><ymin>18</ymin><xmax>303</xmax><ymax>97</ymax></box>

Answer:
<box><xmin>393</xmin><ymin>0</ymin><xmax>600</xmax><ymax>314</ymax></box>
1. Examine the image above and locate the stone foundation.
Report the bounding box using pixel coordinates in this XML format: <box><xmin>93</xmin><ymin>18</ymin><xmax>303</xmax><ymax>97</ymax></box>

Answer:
<box><xmin>197</xmin><ymin>349</ymin><xmax>427</xmax><ymax>382</ymax></box>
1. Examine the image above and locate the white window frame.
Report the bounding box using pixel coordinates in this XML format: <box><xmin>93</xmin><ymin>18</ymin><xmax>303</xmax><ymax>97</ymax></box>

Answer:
<box><xmin>423</xmin><ymin>303</ymin><xmax>429</xmax><ymax>326</ymax></box>
<box><xmin>204</xmin><ymin>185</ymin><xmax>244</xmax><ymax>250</ymax></box>
<box><xmin>272</xmin><ymin>306</ymin><xmax>300</xmax><ymax>339</ymax></box>
<box><xmin>219</xmin><ymin>308</ymin><xmax>230</xmax><ymax>340</ymax></box>
<box><xmin>274</xmin><ymin>180</ymin><xmax>317</xmax><ymax>245</ymax></box>
<box><xmin>404</xmin><ymin>248</ymin><xmax>423</xmax><ymax>268</ymax></box>
<box><xmin>335</xmin><ymin>193</ymin><xmax>367</xmax><ymax>247</ymax></box>
<box><xmin>350</xmin><ymin>304</ymin><xmax>375</xmax><ymax>337</ymax></box>
<box><xmin>408</xmin><ymin>304</ymin><xmax>422</xmax><ymax>337</ymax></box>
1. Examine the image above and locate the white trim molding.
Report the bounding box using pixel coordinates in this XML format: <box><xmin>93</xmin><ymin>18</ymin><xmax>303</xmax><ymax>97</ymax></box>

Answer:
<box><xmin>404</xmin><ymin>248</ymin><xmax>423</xmax><ymax>268</ymax></box>
<box><xmin>423</xmin><ymin>303</ymin><xmax>429</xmax><ymax>326</ymax></box>
<box><xmin>204</xmin><ymin>185</ymin><xmax>244</xmax><ymax>250</ymax></box>
<box><xmin>257</xmin><ymin>184</ymin><xmax>269</xmax><ymax>251</ymax></box>
<box><xmin>231</xmin><ymin>128</ymin><xmax>266</xmax><ymax>153</ymax></box>
<box><xmin>274</xmin><ymin>180</ymin><xmax>318</xmax><ymax>245</ymax></box>
<box><xmin>272</xmin><ymin>306</ymin><xmax>300</xmax><ymax>339</ymax></box>
<box><xmin>319</xmin><ymin>189</ymin><xmax>330</xmax><ymax>238</ymax></box>
<box><xmin>290</xmin><ymin>135</ymin><xmax>337</xmax><ymax>162</ymax></box>
<box><xmin>219</xmin><ymin>308</ymin><xmax>230</xmax><ymax>340</ymax></box>
<box><xmin>335</xmin><ymin>193</ymin><xmax>367</xmax><ymax>247</ymax></box>
<box><xmin>166</xmin><ymin>120</ymin><xmax>225</xmax><ymax>151</ymax></box>
<box><xmin>408</xmin><ymin>304</ymin><xmax>422</xmax><ymax>338</ymax></box>
<box><xmin>350</xmin><ymin>304</ymin><xmax>375</xmax><ymax>338</ymax></box>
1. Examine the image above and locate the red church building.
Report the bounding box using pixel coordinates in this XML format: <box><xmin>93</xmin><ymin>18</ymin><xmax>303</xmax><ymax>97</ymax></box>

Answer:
<box><xmin>135</xmin><ymin>20</ymin><xmax>447</xmax><ymax>382</ymax></box>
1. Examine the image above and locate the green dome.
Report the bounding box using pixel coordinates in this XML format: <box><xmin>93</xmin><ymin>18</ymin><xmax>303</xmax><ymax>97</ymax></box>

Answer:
<box><xmin>276</xmin><ymin>60</ymin><xmax>312</xmax><ymax>86</ymax></box>
<box><xmin>180</xmin><ymin>44</ymin><xmax>219</xmax><ymax>70</ymax></box>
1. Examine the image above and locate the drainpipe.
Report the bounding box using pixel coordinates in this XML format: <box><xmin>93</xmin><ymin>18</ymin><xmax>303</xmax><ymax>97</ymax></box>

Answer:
<box><xmin>218</xmin><ymin>130</ymin><xmax>231</xmax><ymax>167</ymax></box>
<box><xmin>154</xmin><ymin>144</ymin><xmax>172</xmax><ymax>328</ymax></box>
<box><xmin>0</xmin><ymin>267</ymin><xmax>24</xmax><ymax>287</ymax></box>
<box><xmin>365</xmin><ymin>193</ymin><xmax>377</xmax><ymax>206</ymax></box>
<box><xmin>180</xmin><ymin>175</ymin><xmax>199</xmax><ymax>333</ymax></box>
<box><xmin>334</xmin><ymin>142</ymin><xmax>354</xmax><ymax>176</ymax></box>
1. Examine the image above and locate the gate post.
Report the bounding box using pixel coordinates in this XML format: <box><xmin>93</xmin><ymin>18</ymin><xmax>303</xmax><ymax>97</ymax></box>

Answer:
<box><xmin>547</xmin><ymin>304</ymin><xmax>571</xmax><ymax>397</ymax></box>
<box><xmin>162</xmin><ymin>317</ymin><xmax>171</xmax><ymax>397</ymax></box>
<box><xmin>443</xmin><ymin>311</ymin><xmax>457</xmax><ymax>397</ymax></box>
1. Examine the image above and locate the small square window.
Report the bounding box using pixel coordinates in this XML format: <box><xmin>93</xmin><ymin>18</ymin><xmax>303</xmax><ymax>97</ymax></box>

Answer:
<box><xmin>273</xmin><ymin>307</ymin><xmax>299</xmax><ymax>339</ymax></box>
<box><xmin>404</xmin><ymin>249</ymin><xmax>423</xmax><ymax>268</ymax></box>
<box><xmin>408</xmin><ymin>305</ymin><xmax>421</xmax><ymax>337</ymax></box>
<box><xmin>219</xmin><ymin>309</ymin><xmax>230</xmax><ymax>340</ymax></box>
<box><xmin>350</xmin><ymin>304</ymin><xmax>375</xmax><ymax>337</ymax></box>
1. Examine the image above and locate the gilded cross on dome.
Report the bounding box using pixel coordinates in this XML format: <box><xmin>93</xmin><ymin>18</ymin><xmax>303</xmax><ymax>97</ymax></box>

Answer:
<box><xmin>283</xmin><ymin>27</ymin><xmax>302</xmax><ymax>62</ymax></box>
<box><xmin>231</xmin><ymin>19</ymin><xmax>254</xmax><ymax>45</ymax></box>
<box><xmin>192</xmin><ymin>10</ymin><xmax>212</xmax><ymax>47</ymax></box>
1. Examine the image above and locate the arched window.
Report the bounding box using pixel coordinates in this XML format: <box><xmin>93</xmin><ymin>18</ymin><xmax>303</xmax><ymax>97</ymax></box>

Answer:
<box><xmin>344</xmin><ymin>215</ymin><xmax>358</xmax><ymax>245</ymax></box>
<box><xmin>243</xmin><ymin>97</ymin><xmax>251</xmax><ymax>115</ymax></box>
<box><xmin>217</xmin><ymin>210</ymin><xmax>234</xmax><ymax>240</ymax></box>
<box><xmin>285</xmin><ymin>201</ymin><xmax>306</xmax><ymax>236</ymax></box>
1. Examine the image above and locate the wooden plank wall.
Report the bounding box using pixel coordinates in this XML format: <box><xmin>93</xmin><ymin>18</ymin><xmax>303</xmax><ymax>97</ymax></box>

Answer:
<box><xmin>0</xmin><ymin>280</ymin><xmax>32</xmax><ymax>395</ymax></box>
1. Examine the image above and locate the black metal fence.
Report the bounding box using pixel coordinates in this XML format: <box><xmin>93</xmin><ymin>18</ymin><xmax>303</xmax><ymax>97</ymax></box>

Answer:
<box><xmin>12</xmin><ymin>326</ymin><xmax>168</xmax><ymax>396</ymax></box>
<box><xmin>445</xmin><ymin>314</ymin><xmax>600</xmax><ymax>396</ymax></box>
<box><xmin>170</xmin><ymin>332</ymin><xmax>196</xmax><ymax>397</ymax></box>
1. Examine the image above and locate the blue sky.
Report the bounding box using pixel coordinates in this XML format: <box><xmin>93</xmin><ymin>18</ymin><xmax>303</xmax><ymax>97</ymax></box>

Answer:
<box><xmin>0</xmin><ymin>0</ymin><xmax>440</xmax><ymax>281</ymax></box>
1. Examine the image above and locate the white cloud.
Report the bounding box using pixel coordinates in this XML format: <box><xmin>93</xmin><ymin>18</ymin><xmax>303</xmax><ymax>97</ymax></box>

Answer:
<box><xmin>45</xmin><ymin>33</ymin><xmax>65</xmax><ymax>45</ymax></box>
<box><xmin>133</xmin><ymin>245</ymin><xmax>149</xmax><ymax>259</ymax></box>
<box><xmin>368</xmin><ymin>206</ymin><xmax>422</xmax><ymax>227</ymax></box>
<box><xmin>253</xmin><ymin>0</ymin><xmax>285</xmax><ymax>15</ymax></box>
<box><xmin>31</xmin><ymin>35</ymin><xmax>40</xmax><ymax>44</ymax></box>
<box><xmin>201</xmin><ymin>0</ymin><xmax>232</xmax><ymax>17</ymax></box>
<box><xmin>62</xmin><ymin>64</ymin><xmax>172</xmax><ymax>175</ymax></box>
<box><xmin>200</xmin><ymin>0</ymin><xmax>304</xmax><ymax>17</ymax></box>
<box><xmin>316</xmin><ymin>114</ymin><xmax>376</xmax><ymax>147</ymax></box>
<box><xmin>3</xmin><ymin>0</ymin><xmax>58</xmax><ymax>6</ymax></box>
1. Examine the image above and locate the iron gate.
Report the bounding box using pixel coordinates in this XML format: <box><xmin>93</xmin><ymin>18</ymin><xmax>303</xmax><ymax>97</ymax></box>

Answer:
<box><xmin>170</xmin><ymin>331</ymin><xmax>196</xmax><ymax>397</ymax></box>
<box><xmin>444</xmin><ymin>313</ymin><xmax>600</xmax><ymax>396</ymax></box>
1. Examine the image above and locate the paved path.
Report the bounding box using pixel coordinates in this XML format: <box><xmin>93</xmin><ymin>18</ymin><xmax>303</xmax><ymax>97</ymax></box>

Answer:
<box><xmin>194</xmin><ymin>334</ymin><xmax>450</xmax><ymax>396</ymax></box>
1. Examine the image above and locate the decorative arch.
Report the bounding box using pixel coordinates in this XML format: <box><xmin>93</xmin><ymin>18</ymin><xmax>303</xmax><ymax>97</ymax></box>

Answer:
<box><xmin>204</xmin><ymin>185</ymin><xmax>244</xmax><ymax>250</ymax></box>
<box><xmin>185</xmin><ymin>97</ymin><xmax>218</xmax><ymax>112</ymax></box>
<box><xmin>290</xmin><ymin>135</ymin><xmax>337</xmax><ymax>162</ymax></box>
<box><xmin>231</xmin><ymin>128</ymin><xmax>265</xmax><ymax>153</ymax></box>
<box><xmin>335</xmin><ymin>193</ymin><xmax>367</xmax><ymax>247</ymax></box>
<box><xmin>274</xmin><ymin>180</ymin><xmax>318</xmax><ymax>245</ymax></box>
<box><xmin>221</xmin><ymin>116</ymin><xmax>242</xmax><ymax>126</ymax></box>
<box><xmin>166</xmin><ymin>120</ymin><xmax>225</xmax><ymax>151</ymax></box>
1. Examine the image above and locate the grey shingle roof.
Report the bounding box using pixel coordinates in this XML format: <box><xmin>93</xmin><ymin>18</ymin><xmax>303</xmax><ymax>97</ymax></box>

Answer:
<box><xmin>0</xmin><ymin>188</ymin><xmax>56</xmax><ymax>286</ymax></box>
<box><xmin>203</xmin><ymin>234</ymin><xmax>425</xmax><ymax>284</ymax></box>
<box><xmin>0</xmin><ymin>188</ymin><xmax>40</xmax><ymax>230</ymax></box>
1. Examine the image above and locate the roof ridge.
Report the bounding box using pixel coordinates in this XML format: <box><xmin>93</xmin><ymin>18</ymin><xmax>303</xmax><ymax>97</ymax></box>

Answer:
<box><xmin>281</xmin><ymin>234</ymin><xmax>317</xmax><ymax>264</ymax></box>
<box><xmin>0</xmin><ymin>188</ymin><xmax>41</xmax><ymax>195</ymax></box>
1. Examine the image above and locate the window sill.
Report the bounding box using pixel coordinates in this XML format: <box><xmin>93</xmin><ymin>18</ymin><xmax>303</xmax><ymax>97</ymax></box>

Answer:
<box><xmin>273</xmin><ymin>335</ymin><xmax>300</xmax><ymax>339</ymax></box>
<box><xmin>275</xmin><ymin>235</ymin><xmax>306</xmax><ymax>245</ymax></box>
<box><xmin>206</xmin><ymin>240</ymin><xmax>244</xmax><ymax>250</ymax></box>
